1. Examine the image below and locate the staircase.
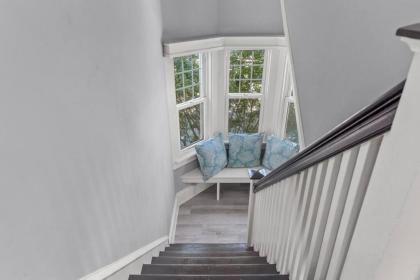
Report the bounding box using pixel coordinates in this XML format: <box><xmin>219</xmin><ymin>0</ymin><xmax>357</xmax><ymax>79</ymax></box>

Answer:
<box><xmin>129</xmin><ymin>243</ymin><xmax>289</xmax><ymax>279</ymax></box>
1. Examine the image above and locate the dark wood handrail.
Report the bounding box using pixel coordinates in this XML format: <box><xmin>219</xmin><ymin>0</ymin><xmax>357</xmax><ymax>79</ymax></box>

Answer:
<box><xmin>254</xmin><ymin>81</ymin><xmax>405</xmax><ymax>192</ymax></box>
<box><xmin>396</xmin><ymin>23</ymin><xmax>420</xmax><ymax>40</ymax></box>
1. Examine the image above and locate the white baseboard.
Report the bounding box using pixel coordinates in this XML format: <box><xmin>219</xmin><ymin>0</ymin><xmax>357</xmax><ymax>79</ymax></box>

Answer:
<box><xmin>169</xmin><ymin>183</ymin><xmax>212</xmax><ymax>243</ymax></box>
<box><xmin>79</xmin><ymin>236</ymin><xmax>168</xmax><ymax>280</ymax></box>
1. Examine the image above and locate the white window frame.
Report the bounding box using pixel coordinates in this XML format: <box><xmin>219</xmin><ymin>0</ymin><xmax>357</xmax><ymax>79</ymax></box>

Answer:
<box><xmin>279</xmin><ymin>55</ymin><xmax>305</xmax><ymax>148</ymax></box>
<box><xmin>224</xmin><ymin>48</ymin><xmax>271</xmax><ymax>136</ymax></box>
<box><xmin>164</xmin><ymin>52</ymin><xmax>210</xmax><ymax>167</ymax></box>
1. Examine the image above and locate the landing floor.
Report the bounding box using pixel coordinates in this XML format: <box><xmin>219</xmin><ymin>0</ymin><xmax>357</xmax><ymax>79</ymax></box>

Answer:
<box><xmin>174</xmin><ymin>184</ymin><xmax>249</xmax><ymax>243</ymax></box>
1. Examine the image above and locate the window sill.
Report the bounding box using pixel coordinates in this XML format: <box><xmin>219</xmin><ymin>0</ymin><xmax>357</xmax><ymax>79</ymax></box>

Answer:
<box><xmin>172</xmin><ymin>148</ymin><xmax>198</xmax><ymax>170</ymax></box>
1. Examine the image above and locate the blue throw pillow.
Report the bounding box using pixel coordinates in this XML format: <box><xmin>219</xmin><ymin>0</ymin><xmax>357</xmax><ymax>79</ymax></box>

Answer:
<box><xmin>195</xmin><ymin>132</ymin><xmax>227</xmax><ymax>181</ymax></box>
<box><xmin>228</xmin><ymin>133</ymin><xmax>264</xmax><ymax>168</ymax></box>
<box><xmin>262</xmin><ymin>135</ymin><xmax>299</xmax><ymax>170</ymax></box>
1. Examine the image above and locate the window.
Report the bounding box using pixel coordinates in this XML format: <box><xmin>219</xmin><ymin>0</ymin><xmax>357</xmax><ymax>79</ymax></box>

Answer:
<box><xmin>282</xmin><ymin>86</ymin><xmax>301</xmax><ymax>147</ymax></box>
<box><xmin>173</xmin><ymin>54</ymin><xmax>205</xmax><ymax>149</ymax></box>
<box><xmin>163</xmin><ymin>36</ymin><xmax>302</xmax><ymax>165</ymax></box>
<box><xmin>284</xmin><ymin>99</ymin><xmax>299</xmax><ymax>144</ymax></box>
<box><xmin>227</xmin><ymin>50</ymin><xmax>265</xmax><ymax>133</ymax></box>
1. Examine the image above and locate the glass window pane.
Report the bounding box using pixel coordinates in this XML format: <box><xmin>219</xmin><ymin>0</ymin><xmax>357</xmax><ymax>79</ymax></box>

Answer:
<box><xmin>240</xmin><ymin>80</ymin><xmax>251</xmax><ymax>92</ymax></box>
<box><xmin>228</xmin><ymin>99</ymin><xmax>261</xmax><ymax>133</ymax></box>
<box><xmin>174</xmin><ymin>54</ymin><xmax>202</xmax><ymax>103</ymax></box>
<box><xmin>241</xmin><ymin>65</ymin><xmax>251</xmax><ymax>79</ymax></box>
<box><xmin>285</xmin><ymin>102</ymin><xmax>299</xmax><ymax>145</ymax></box>
<box><xmin>241</xmin><ymin>50</ymin><xmax>253</xmax><ymax>65</ymax></box>
<box><xmin>192</xmin><ymin>54</ymin><xmax>200</xmax><ymax>69</ymax></box>
<box><xmin>251</xmin><ymin>80</ymin><xmax>262</xmax><ymax>93</ymax></box>
<box><xmin>176</xmin><ymin>89</ymin><xmax>184</xmax><ymax>104</ymax></box>
<box><xmin>228</xmin><ymin>49</ymin><xmax>265</xmax><ymax>94</ymax></box>
<box><xmin>184</xmin><ymin>71</ymin><xmax>192</xmax><ymax>87</ymax></box>
<box><xmin>174</xmin><ymin>57</ymin><xmax>183</xmax><ymax>73</ymax></box>
<box><xmin>193</xmin><ymin>84</ymin><xmax>200</xmax><ymax>98</ymax></box>
<box><xmin>252</xmin><ymin>65</ymin><xmax>263</xmax><ymax>79</ymax></box>
<box><xmin>193</xmin><ymin>70</ymin><xmax>200</xmax><ymax>84</ymax></box>
<box><xmin>229</xmin><ymin>80</ymin><xmax>240</xmax><ymax>93</ymax></box>
<box><xmin>253</xmin><ymin>50</ymin><xmax>264</xmax><ymax>64</ymax></box>
<box><xmin>179</xmin><ymin>104</ymin><xmax>202</xmax><ymax>149</ymax></box>
<box><xmin>182</xmin><ymin>56</ymin><xmax>192</xmax><ymax>71</ymax></box>
<box><xmin>229</xmin><ymin>66</ymin><xmax>241</xmax><ymax>80</ymax></box>
<box><xmin>175</xmin><ymin>73</ymin><xmax>183</xmax><ymax>90</ymax></box>
<box><xmin>230</xmin><ymin>50</ymin><xmax>241</xmax><ymax>65</ymax></box>
<box><xmin>185</xmin><ymin>86</ymin><xmax>193</xmax><ymax>101</ymax></box>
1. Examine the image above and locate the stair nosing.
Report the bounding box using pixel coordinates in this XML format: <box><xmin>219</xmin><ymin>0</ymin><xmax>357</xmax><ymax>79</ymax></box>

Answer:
<box><xmin>153</xmin><ymin>256</ymin><xmax>265</xmax><ymax>259</ymax></box>
<box><xmin>143</xmin><ymin>264</ymin><xmax>276</xmax><ymax>267</ymax></box>
<box><xmin>135</xmin><ymin>274</ymin><xmax>284</xmax><ymax>276</ymax></box>
<box><xmin>170</xmin><ymin>243</ymin><xmax>248</xmax><ymax>245</ymax></box>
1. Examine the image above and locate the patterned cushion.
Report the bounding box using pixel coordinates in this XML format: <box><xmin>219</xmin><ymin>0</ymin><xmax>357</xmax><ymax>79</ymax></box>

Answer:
<box><xmin>262</xmin><ymin>135</ymin><xmax>299</xmax><ymax>170</ymax></box>
<box><xmin>195</xmin><ymin>132</ymin><xmax>227</xmax><ymax>181</ymax></box>
<box><xmin>228</xmin><ymin>133</ymin><xmax>264</xmax><ymax>168</ymax></box>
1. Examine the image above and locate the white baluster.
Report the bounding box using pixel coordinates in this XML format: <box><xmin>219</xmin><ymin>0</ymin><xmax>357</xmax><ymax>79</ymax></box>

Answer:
<box><xmin>295</xmin><ymin>160</ymin><xmax>328</xmax><ymax>279</ymax></box>
<box><xmin>302</xmin><ymin>154</ymin><xmax>342</xmax><ymax>280</ymax></box>
<box><xmin>284</xmin><ymin>169</ymin><xmax>308</xmax><ymax>273</ymax></box>
<box><xmin>314</xmin><ymin>147</ymin><xmax>359</xmax><ymax>280</ymax></box>
<box><xmin>325</xmin><ymin>136</ymin><xmax>382</xmax><ymax>280</ymax></box>
<box><xmin>268</xmin><ymin>182</ymin><xmax>284</xmax><ymax>263</ymax></box>
<box><xmin>291</xmin><ymin>165</ymin><xmax>318</xmax><ymax>278</ymax></box>
<box><xmin>252</xmin><ymin>193</ymin><xmax>262</xmax><ymax>251</ymax></box>
<box><xmin>275</xmin><ymin>175</ymin><xmax>297</xmax><ymax>269</ymax></box>
<box><xmin>261</xmin><ymin>188</ymin><xmax>270</xmax><ymax>255</ymax></box>
<box><xmin>262</xmin><ymin>186</ymin><xmax>275</xmax><ymax>256</ymax></box>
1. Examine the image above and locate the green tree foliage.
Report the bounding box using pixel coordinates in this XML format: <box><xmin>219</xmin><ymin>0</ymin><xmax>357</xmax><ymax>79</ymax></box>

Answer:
<box><xmin>228</xmin><ymin>50</ymin><xmax>264</xmax><ymax>94</ymax></box>
<box><xmin>174</xmin><ymin>54</ymin><xmax>201</xmax><ymax>104</ymax></box>
<box><xmin>174</xmin><ymin>54</ymin><xmax>202</xmax><ymax>148</ymax></box>
<box><xmin>179</xmin><ymin>105</ymin><xmax>201</xmax><ymax>149</ymax></box>
<box><xmin>228</xmin><ymin>99</ymin><xmax>261</xmax><ymax>133</ymax></box>
<box><xmin>228</xmin><ymin>50</ymin><xmax>265</xmax><ymax>133</ymax></box>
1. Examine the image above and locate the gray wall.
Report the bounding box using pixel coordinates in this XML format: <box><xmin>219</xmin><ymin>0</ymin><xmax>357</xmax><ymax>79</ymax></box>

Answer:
<box><xmin>284</xmin><ymin>0</ymin><xmax>420</xmax><ymax>145</ymax></box>
<box><xmin>161</xmin><ymin>0</ymin><xmax>283</xmax><ymax>41</ymax></box>
<box><xmin>218</xmin><ymin>0</ymin><xmax>283</xmax><ymax>36</ymax></box>
<box><xmin>0</xmin><ymin>1</ymin><xmax>175</xmax><ymax>279</ymax></box>
<box><xmin>161</xmin><ymin>0</ymin><xmax>219</xmax><ymax>41</ymax></box>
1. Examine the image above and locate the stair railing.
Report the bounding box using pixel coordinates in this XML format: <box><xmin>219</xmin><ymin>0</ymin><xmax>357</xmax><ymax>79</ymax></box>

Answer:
<box><xmin>247</xmin><ymin>80</ymin><xmax>405</xmax><ymax>280</ymax></box>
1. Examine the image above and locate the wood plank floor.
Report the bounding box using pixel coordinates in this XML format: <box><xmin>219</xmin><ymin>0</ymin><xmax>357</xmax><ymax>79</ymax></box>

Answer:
<box><xmin>175</xmin><ymin>184</ymin><xmax>250</xmax><ymax>243</ymax></box>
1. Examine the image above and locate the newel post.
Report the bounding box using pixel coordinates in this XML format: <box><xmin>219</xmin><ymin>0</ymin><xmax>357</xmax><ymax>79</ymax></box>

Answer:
<box><xmin>340</xmin><ymin>24</ymin><xmax>420</xmax><ymax>280</ymax></box>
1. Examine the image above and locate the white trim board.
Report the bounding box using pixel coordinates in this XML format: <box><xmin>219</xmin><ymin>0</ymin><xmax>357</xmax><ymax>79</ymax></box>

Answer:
<box><xmin>163</xmin><ymin>36</ymin><xmax>287</xmax><ymax>57</ymax></box>
<box><xmin>79</xmin><ymin>236</ymin><xmax>168</xmax><ymax>280</ymax></box>
<box><xmin>280</xmin><ymin>0</ymin><xmax>305</xmax><ymax>148</ymax></box>
<box><xmin>169</xmin><ymin>183</ymin><xmax>213</xmax><ymax>243</ymax></box>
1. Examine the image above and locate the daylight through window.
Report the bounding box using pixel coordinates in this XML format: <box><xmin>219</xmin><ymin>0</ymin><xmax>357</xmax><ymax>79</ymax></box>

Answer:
<box><xmin>227</xmin><ymin>50</ymin><xmax>265</xmax><ymax>133</ymax></box>
<box><xmin>283</xmin><ymin>88</ymin><xmax>300</xmax><ymax>146</ymax></box>
<box><xmin>174</xmin><ymin>54</ymin><xmax>204</xmax><ymax>149</ymax></box>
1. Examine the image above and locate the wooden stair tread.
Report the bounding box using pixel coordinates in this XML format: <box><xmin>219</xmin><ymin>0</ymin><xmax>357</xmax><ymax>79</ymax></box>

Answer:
<box><xmin>129</xmin><ymin>274</ymin><xmax>289</xmax><ymax>279</ymax></box>
<box><xmin>141</xmin><ymin>264</ymin><xmax>278</xmax><ymax>275</ymax></box>
<box><xmin>152</xmin><ymin>256</ymin><xmax>268</xmax><ymax>264</ymax></box>
<box><xmin>166</xmin><ymin>244</ymin><xmax>253</xmax><ymax>252</ymax></box>
<box><xmin>160</xmin><ymin>251</ymin><xmax>259</xmax><ymax>257</ymax></box>
<box><xmin>129</xmin><ymin>243</ymin><xmax>288</xmax><ymax>280</ymax></box>
<box><xmin>169</xmin><ymin>243</ymin><xmax>249</xmax><ymax>248</ymax></box>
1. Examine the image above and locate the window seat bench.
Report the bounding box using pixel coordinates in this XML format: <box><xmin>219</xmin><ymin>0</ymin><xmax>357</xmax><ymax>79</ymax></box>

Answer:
<box><xmin>181</xmin><ymin>167</ymin><xmax>261</xmax><ymax>200</ymax></box>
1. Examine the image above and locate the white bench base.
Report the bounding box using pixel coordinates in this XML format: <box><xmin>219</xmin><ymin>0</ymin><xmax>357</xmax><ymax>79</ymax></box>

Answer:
<box><xmin>181</xmin><ymin>168</ymin><xmax>257</xmax><ymax>200</ymax></box>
